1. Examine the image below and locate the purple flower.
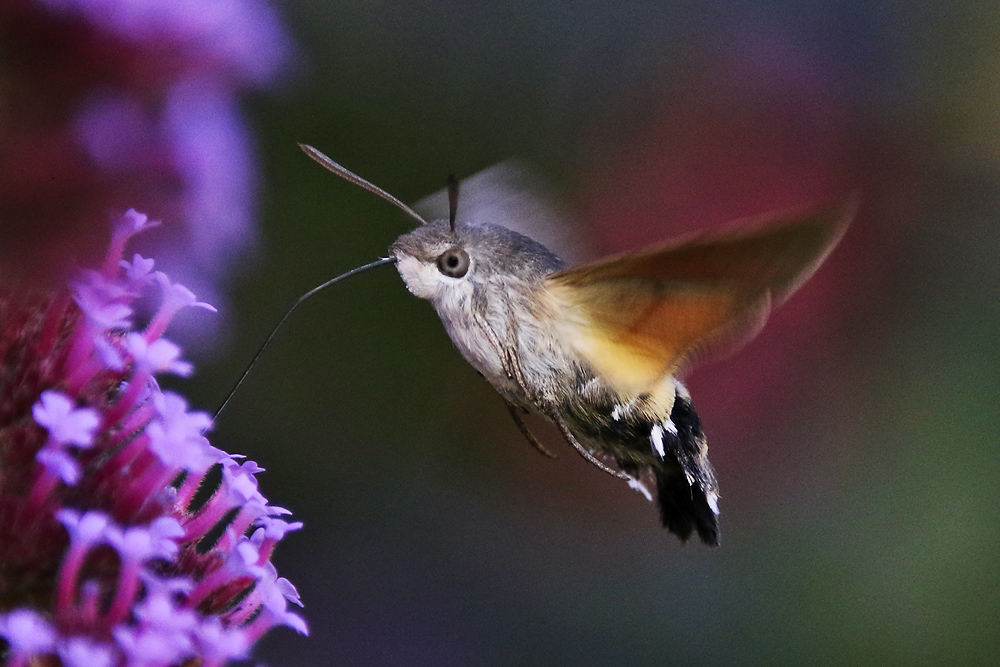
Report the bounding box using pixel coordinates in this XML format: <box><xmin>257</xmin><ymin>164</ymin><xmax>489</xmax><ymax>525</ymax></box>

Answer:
<box><xmin>113</xmin><ymin>624</ymin><xmax>195</xmax><ymax>667</ymax></box>
<box><xmin>146</xmin><ymin>392</ymin><xmax>219</xmax><ymax>473</ymax></box>
<box><xmin>146</xmin><ymin>272</ymin><xmax>217</xmax><ymax>341</ymax></box>
<box><xmin>246</xmin><ymin>564</ymin><xmax>308</xmax><ymax>640</ymax></box>
<box><xmin>0</xmin><ymin>609</ymin><xmax>57</xmax><ymax>667</ymax></box>
<box><xmin>106</xmin><ymin>518</ymin><xmax>185</xmax><ymax>564</ymax></box>
<box><xmin>36</xmin><ymin>447</ymin><xmax>85</xmax><ymax>485</ymax></box>
<box><xmin>32</xmin><ymin>391</ymin><xmax>100</xmax><ymax>447</ymax></box>
<box><xmin>56</xmin><ymin>509</ymin><xmax>111</xmax><ymax>546</ymax></box>
<box><xmin>257</xmin><ymin>515</ymin><xmax>305</xmax><ymax>541</ymax></box>
<box><xmin>125</xmin><ymin>334</ymin><xmax>194</xmax><ymax>377</ymax></box>
<box><xmin>0</xmin><ymin>212</ymin><xmax>305</xmax><ymax>666</ymax></box>
<box><xmin>134</xmin><ymin>586</ymin><xmax>200</xmax><ymax>635</ymax></box>
<box><xmin>223</xmin><ymin>458</ymin><xmax>266</xmax><ymax>504</ymax></box>
<box><xmin>193</xmin><ymin>617</ymin><xmax>251</xmax><ymax>667</ymax></box>
<box><xmin>120</xmin><ymin>254</ymin><xmax>158</xmax><ymax>283</ymax></box>
<box><xmin>30</xmin><ymin>391</ymin><xmax>101</xmax><ymax>493</ymax></box>
<box><xmin>72</xmin><ymin>281</ymin><xmax>135</xmax><ymax>331</ymax></box>
<box><xmin>58</xmin><ymin>637</ymin><xmax>117</xmax><ymax>667</ymax></box>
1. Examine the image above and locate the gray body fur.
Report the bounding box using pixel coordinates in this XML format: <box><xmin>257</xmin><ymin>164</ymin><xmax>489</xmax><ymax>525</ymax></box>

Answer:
<box><xmin>391</xmin><ymin>220</ymin><xmax>720</xmax><ymax>544</ymax></box>
<box><xmin>393</xmin><ymin>221</ymin><xmax>578</xmax><ymax>410</ymax></box>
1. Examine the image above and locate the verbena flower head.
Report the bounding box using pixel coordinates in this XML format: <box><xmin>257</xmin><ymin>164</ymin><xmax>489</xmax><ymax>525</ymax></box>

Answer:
<box><xmin>0</xmin><ymin>212</ymin><xmax>305</xmax><ymax>666</ymax></box>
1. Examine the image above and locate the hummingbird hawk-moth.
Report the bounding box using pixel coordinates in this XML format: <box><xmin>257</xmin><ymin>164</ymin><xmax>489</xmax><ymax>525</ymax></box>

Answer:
<box><xmin>231</xmin><ymin>145</ymin><xmax>852</xmax><ymax>546</ymax></box>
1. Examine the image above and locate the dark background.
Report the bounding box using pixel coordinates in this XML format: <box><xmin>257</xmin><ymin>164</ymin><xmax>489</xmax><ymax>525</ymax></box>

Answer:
<box><xmin>181</xmin><ymin>2</ymin><xmax>1000</xmax><ymax>665</ymax></box>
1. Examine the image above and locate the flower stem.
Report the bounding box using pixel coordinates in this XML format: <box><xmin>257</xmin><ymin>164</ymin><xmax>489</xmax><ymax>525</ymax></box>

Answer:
<box><xmin>56</xmin><ymin>543</ymin><xmax>89</xmax><ymax>612</ymax></box>
<box><xmin>106</xmin><ymin>557</ymin><xmax>142</xmax><ymax>627</ymax></box>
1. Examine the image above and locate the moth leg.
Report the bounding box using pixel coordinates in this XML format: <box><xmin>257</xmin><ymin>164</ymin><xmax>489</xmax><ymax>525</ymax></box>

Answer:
<box><xmin>504</xmin><ymin>401</ymin><xmax>558</xmax><ymax>459</ymax></box>
<box><xmin>546</xmin><ymin>408</ymin><xmax>631</xmax><ymax>481</ymax></box>
<box><xmin>475</xmin><ymin>311</ymin><xmax>542</xmax><ymax>405</ymax></box>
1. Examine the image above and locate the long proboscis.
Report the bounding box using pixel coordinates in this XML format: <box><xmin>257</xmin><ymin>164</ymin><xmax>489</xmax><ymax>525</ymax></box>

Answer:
<box><xmin>299</xmin><ymin>144</ymin><xmax>428</xmax><ymax>226</ymax></box>
<box><xmin>213</xmin><ymin>257</ymin><xmax>396</xmax><ymax>420</ymax></box>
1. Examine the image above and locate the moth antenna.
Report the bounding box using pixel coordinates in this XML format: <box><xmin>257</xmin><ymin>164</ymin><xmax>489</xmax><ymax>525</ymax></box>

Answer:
<box><xmin>447</xmin><ymin>173</ymin><xmax>459</xmax><ymax>233</ymax></box>
<box><xmin>213</xmin><ymin>257</ymin><xmax>396</xmax><ymax>420</ymax></box>
<box><xmin>299</xmin><ymin>144</ymin><xmax>428</xmax><ymax>226</ymax></box>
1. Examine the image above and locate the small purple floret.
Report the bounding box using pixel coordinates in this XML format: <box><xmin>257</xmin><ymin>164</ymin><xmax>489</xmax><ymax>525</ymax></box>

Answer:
<box><xmin>57</xmin><ymin>509</ymin><xmax>111</xmax><ymax>546</ymax></box>
<box><xmin>120</xmin><ymin>254</ymin><xmax>157</xmax><ymax>283</ymax></box>
<box><xmin>146</xmin><ymin>393</ymin><xmax>219</xmax><ymax>472</ymax></box>
<box><xmin>71</xmin><ymin>271</ymin><xmax>135</xmax><ymax>330</ymax></box>
<box><xmin>32</xmin><ymin>391</ymin><xmax>100</xmax><ymax>447</ymax></box>
<box><xmin>113</xmin><ymin>624</ymin><xmax>195</xmax><ymax>667</ymax></box>
<box><xmin>221</xmin><ymin>458</ymin><xmax>265</xmax><ymax>504</ymax></box>
<box><xmin>153</xmin><ymin>392</ymin><xmax>214</xmax><ymax>438</ymax></box>
<box><xmin>58</xmin><ymin>637</ymin><xmax>117</xmax><ymax>667</ymax></box>
<box><xmin>126</xmin><ymin>334</ymin><xmax>194</xmax><ymax>377</ymax></box>
<box><xmin>256</xmin><ymin>564</ymin><xmax>308</xmax><ymax>636</ymax></box>
<box><xmin>256</xmin><ymin>515</ymin><xmax>304</xmax><ymax>541</ymax></box>
<box><xmin>194</xmin><ymin>617</ymin><xmax>250</xmax><ymax>666</ymax></box>
<box><xmin>116</xmin><ymin>209</ymin><xmax>161</xmax><ymax>238</ymax></box>
<box><xmin>36</xmin><ymin>447</ymin><xmax>82</xmax><ymax>485</ymax></box>
<box><xmin>106</xmin><ymin>518</ymin><xmax>184</xmax><ymax>563</ymax></box>
<box><xmin>155</xmin><ymin>273</ymin><xmax>219</xmax><ymax>314</ymax></box>
<box><xmin>0</xmin><ymin>609</ymin><xmax>57</xmax><ymax>661</ymax></box>
<box><xmin>134</xmin><ymin>589</ymin><xmax>199</xmax><ymax>635</ymax></box>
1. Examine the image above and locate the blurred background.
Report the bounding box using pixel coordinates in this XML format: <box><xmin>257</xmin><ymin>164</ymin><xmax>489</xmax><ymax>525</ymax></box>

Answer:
<box><xmin>5</xmin><ymin>0</ymin><xmax>1000</xmax><ymax>664</ymax></box>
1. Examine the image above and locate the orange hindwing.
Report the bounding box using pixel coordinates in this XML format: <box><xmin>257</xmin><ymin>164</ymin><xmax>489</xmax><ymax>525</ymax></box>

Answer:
<box><xmin>545</xmin><ymin>203</ymin><xmax>853</xmax><ymax>394</ymax></box>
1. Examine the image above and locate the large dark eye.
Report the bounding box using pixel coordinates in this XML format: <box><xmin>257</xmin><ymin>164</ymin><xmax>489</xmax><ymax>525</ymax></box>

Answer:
<box><xmin>436</xmin><ymin>247</ymin><xmax>470</xmax><ymax>278</ymax></box>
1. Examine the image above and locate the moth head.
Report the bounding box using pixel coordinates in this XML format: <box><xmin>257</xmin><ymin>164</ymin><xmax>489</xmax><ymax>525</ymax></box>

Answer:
<box><xmin>390</xmin><ymin>220</ymin><xmax>564</xmax><ymax>303</ymax></box>
<box><xmin>390</xmin><ymin>220</ymin><xmax>472</xmax><ymax>301</ymax></box>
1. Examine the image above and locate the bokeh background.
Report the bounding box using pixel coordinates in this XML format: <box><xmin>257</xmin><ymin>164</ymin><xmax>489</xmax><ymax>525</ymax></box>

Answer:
<box><xmin>8</xmin><ymin>0</ymin><xmax>1000</xmax><ymax>664</ymax></box>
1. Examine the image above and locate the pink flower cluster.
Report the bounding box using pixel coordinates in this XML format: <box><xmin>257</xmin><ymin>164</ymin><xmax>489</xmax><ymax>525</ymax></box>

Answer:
<box><xmin>0</xmin><ymin>212</ymin><xmax>304</xmax><ymax>666</ymax></box>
